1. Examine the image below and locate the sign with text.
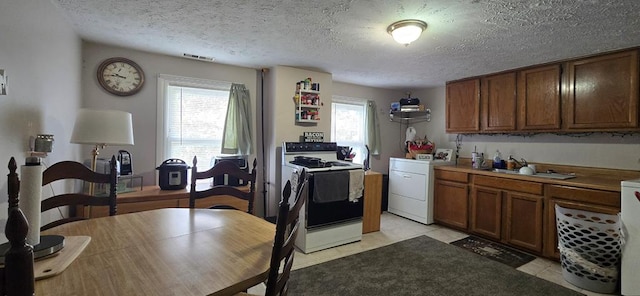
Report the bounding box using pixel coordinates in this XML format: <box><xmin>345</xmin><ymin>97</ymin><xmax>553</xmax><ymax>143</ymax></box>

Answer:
<box><xmin>303</xmin><ymin>132</ymin><xmax>324</xmax><ymax>142</ymax></box>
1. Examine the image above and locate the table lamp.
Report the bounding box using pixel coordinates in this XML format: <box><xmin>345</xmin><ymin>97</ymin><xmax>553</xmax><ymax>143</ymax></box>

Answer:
<box><xmin>70</xmin><ymin>109</ymin><xmax>134</xmax><ymax>194</ymax></box>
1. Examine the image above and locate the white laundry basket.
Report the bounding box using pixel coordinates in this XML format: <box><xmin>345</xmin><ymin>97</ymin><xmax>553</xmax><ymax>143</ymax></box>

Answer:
<box><xmin>555</xmin><ymin>205</ymin><xmax>622</xmax><ymax>294</ymax></box>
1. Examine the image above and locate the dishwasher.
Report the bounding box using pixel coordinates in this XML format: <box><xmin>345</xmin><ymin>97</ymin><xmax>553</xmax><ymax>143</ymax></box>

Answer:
<box><xmin>388</xmin><ymin>157</ymin><xmax>451</xmax><ymax>224</ymax></box>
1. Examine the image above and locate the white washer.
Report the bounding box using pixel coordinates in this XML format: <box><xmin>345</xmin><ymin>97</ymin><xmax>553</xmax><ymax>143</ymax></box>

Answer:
<box><xmin>621</xmin><ymin>179</ymin><xmax>640</xmax><ymax>295</ymax></box>
<box><xmin>388</xmin><ymin>157</ymin><xmax>451</xmax><ymax>224</ymax></box>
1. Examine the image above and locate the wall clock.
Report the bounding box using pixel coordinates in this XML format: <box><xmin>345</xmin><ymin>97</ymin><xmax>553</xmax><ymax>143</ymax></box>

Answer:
<box><xmin>97</xmin><ymin>57</ymin><xmax>145</xmax><ymax>96</ymax></box>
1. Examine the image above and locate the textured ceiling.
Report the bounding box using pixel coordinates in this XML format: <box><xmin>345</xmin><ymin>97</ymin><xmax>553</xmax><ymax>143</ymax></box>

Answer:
<box><xmin>54</xmin><ymin>0</ymin><xmax>640</xmax><ymax>89</ymax></box>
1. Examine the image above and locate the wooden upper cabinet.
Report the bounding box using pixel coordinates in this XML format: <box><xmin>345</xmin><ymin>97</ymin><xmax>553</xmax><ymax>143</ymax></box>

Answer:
<box><xmin>564</xmin><ymin>50</ymin><xmax>639</xmax><ymax>130</ymax></box>
<box><xmin>481</xmin><ymin>72</ymin><xmax>517</xmax><ymax>131</ymax></box>
<box><xmin>517</xmin><ymin>65</ymin><xmax>562</xmax><ymax>130</ymax></box>
<box><xmin>446</xmin><ymin>79</ymin><xmax>480</xmax><ymax>133</ymax></box>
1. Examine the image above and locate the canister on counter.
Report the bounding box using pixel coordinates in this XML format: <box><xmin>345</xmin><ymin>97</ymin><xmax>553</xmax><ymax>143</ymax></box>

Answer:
<box><xmin>507</xmin><ymin>159</ymin><xmax>516</xmax><ymax>170</ymax></box>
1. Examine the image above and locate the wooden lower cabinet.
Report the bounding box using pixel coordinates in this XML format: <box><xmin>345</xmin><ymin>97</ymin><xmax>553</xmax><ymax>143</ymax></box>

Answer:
<box><xmin>434</xmin><ymin>171</ymin><xmax>469</xmax><ymax>230</ymax></box>
<box><xmin>504</xmin><ymin>192</ymin><xmax>543</xmax><ymax>253</ymax></box>
<box><xmin>470</xmin><ymin>186</ymin><xmax>502</xmax><ymax>240</ymax></box>
<box><xmin>470</xmin><ymin>175</ymin><xmax>544</xmax><ymax>254</ymax></box>
<box><xmin>543</xmin><ymin>185</ymin><xmax>620</xmax><ymax>259</ymax></box>
<box><xmin>470</xmin><ymin>186</ymin><xmax>543</xmax><ymax>253</ymax></box>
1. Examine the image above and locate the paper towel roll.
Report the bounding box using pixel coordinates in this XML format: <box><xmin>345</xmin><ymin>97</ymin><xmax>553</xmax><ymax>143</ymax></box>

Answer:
<box><xmin>20</xmin><ymin>163</ymin><xmax>43</xmax><ymax>246</ymax></box>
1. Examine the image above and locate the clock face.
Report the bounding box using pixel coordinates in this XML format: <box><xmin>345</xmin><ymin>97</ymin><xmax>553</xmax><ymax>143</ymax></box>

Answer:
<box><xmin>97</xmin><ymin>57</ymin><xmax>145</xmax><ymax>96</ymax></box>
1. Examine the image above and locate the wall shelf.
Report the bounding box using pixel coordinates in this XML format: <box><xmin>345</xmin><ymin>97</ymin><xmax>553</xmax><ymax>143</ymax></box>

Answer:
<box><xmin>390</xmin><ymin>109</ymin><xmax>431</xmax><ymax>123</ymax></box>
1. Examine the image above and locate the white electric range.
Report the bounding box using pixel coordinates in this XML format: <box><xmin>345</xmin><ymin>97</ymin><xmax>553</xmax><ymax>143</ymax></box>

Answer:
<box><xmin>281</xmin><ymin>142</ymin><xmax>364</xmax><ymax>253</ymax></box>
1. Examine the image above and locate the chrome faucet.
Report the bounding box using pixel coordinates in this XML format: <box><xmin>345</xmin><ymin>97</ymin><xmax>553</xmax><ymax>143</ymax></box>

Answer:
<box><xmin>508</xmin><ymin>155</ymin><xmax>528</xmax><ymax>168</ymax></box>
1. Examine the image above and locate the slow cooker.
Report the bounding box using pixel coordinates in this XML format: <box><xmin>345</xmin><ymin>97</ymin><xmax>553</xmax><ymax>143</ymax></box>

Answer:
<box><xmin>156</xmin><ymin>158</ymin><xmax>190</xmax><ymax>190</ymax></box>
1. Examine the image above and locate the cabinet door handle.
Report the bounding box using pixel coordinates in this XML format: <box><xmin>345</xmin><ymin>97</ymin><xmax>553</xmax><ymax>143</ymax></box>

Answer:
<box><xmin>403</xmin><ymin>174</ymin><xmax>411</xmax><ymax>178</ymax></box>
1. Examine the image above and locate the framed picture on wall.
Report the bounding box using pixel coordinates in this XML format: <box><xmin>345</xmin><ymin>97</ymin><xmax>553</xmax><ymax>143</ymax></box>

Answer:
<box><xmin>0</xmin><ymin>69</ymin><xmax>6</xmax><ymax>96</ymax></box>
<box><xmin>434</xmin><ymin>149</ymin><xmax>453</xmax><ymax>162</ymax></box>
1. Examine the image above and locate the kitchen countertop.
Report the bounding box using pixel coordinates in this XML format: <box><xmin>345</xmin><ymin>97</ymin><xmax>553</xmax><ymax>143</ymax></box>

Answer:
<box><xmin>435</xmin><ymin>164</ymin><xmax>640</xmax><ymax>192</ymax></box>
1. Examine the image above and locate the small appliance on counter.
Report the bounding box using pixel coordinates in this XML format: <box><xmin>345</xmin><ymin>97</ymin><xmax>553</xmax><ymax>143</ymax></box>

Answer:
<box><xmin>118</xmin><ymin>150</ymin><xmax>133</xmax><ymax>175</ymax></box>
<box><xmin>84</xmin><ymin>158</ymin><xmax>120</xmax><ymax>175</ymax></box>
<box><xmin>211</xmin><ymin>155</ymin><xmax>248</xmax><ymax>186</ymax></box>
<box><xmin>156</xmin><ymin>159</ymin><xmax>189</xmax><ymax>190</ymax></box>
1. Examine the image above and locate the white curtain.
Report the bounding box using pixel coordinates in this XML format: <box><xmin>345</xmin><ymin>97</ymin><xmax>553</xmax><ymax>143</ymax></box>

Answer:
<box><xmin>221</xmin><ymin>83</ymin><xmax>252</xmax><ymax>155</ymax></box>
<box><xmin>365</xmin><ymin>100</ymin><xmax>381</xmax><ymax>155</ymax></box>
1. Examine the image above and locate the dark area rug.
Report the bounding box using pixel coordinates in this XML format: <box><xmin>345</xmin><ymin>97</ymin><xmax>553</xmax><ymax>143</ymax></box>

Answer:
<box><xmin>288</xmin><ymin>235</ymin><xmax>583</xmax><ymax>296</ymax></box>
<box><xmin>450</xmin><ymin>235</ymin><xmax>536</xmax><ymax>268</ymax></box>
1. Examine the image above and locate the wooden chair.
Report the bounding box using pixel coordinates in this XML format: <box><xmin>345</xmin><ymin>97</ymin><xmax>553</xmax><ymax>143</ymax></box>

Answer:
<box><xmin>40</xmin><ymin>156</ymin><xmax>118</xmax><ymax>231</ymax></box>
<box><xmin>189</xmin><ymin>156</ymin><xmax>257</xmax><ymax>214</ymax></box>
<box><xmin>240</xmin><ymin>168</ymin><xmax>307</xmax><ymax>296</ymax></box>
<box><xmin>3</xmin><ymin>157</ymin><xmax>35</xmax><ymax>295</ymax></box>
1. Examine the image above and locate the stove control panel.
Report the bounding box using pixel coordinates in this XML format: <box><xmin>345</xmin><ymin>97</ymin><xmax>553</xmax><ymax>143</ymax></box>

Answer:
<box><xmin>284</xmin><ymin>142</ymin><xmax>337</xmax><ymax>153</ymax></box>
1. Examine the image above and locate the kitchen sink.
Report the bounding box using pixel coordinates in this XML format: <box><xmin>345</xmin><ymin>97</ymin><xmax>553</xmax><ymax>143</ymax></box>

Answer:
<box><xmin>492</xmin><ymin>168</ymin><xmax>576</xmax><ymax>180</ymax></box>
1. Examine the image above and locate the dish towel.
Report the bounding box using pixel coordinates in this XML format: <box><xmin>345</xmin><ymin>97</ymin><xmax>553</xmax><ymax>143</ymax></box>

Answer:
<box><xmin>313</xmin><ymin>171</ymin><xmax>349</xmax><ymax>203</ymax></box>
<box><xmin>348</xmin><ymin>169</ymin><xmax>365</xmax><ymax>202</ymax></box>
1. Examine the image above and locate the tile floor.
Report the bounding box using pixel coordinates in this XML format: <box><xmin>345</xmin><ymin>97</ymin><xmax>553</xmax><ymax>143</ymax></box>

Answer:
<box><xmin>250</xmin><ymin>212</ymin><xmax>615</xmax><ymax>295</ymax></box>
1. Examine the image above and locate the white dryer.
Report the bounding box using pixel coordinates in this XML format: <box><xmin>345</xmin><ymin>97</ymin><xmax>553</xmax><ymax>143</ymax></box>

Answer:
<box><xmin>388</xmin><ymin>157</ymin><xmax>451</xmax><ymax>224</ymax></box>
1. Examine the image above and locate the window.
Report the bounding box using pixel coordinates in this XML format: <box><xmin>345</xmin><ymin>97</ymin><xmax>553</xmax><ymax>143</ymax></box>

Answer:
<box><xmin>157</xmin><ymin>75</ymin><xmax>231</xmax><ymax>169</ymax></box>
<box><xmin>331</xmin><ymin>96</ymin><xmax>367</xmax><ymax>164</ymax></box>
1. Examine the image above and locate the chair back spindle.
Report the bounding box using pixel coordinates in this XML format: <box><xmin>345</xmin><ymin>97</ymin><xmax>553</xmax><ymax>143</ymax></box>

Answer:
<box><xmin>40</xmin><ymin>155</ymin><xmax>118</xmax><ymax>230</ymax></box>
<box><xmin>4</xmin><ymin>157</ymin><xmax>35</xmax><ymax>296</ymax></box>
<box><xmin>189</xmin><ymin>156</ymin><xmax>257</xmax><ymax>214</ymax></box>
<box><xmin>264</xmin><ymin>169</ymin><xmax>307</xmax><ymax>296</ymax></box>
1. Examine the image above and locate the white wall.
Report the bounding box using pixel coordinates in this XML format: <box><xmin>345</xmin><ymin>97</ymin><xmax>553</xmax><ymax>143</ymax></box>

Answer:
<box><xmin>81</xmin><ymin>42</ymin><xmax>258</xmax><ymax>183</ymax></box>
<box><xmin>413</xmin><ymin>86</ymin><xmax>640</xmax><ymax>170</ymax></box>
<box><xmin>333</xmin><ymin>82</ymin><xmax>406</xmax><ymax>173</ymax></box>
<box><xmin>263</xmin><ymin>66</ymin><xmax>332</xmax><ymax>216</ymax></box>
<box><xmin>0</xmin><ymin>0</ymin><xmax>83</xmax><ymax>241</ymax></box>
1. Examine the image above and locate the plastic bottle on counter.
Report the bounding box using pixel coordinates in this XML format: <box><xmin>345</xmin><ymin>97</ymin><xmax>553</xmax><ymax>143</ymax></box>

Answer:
<box><xmin>471</xmin><ymin>146</ymin><xmax>478</xmax><ymax>168</ymax></box>
<box><xmin>493</xmin><ymin>150</ymin><xmax>502</xmax><ymax>168</ymax></box>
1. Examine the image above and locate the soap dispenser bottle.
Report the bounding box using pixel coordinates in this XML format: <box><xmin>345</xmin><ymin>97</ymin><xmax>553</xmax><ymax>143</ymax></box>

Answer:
<box><xmin>493</xmin><ymin>150</ymin><xmax>502</xmax><ymax>169</ymax></box>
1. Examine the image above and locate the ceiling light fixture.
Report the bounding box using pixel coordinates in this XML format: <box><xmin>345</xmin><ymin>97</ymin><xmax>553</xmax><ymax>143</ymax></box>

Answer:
<box><xmin>387</xmin><ymin>19</ymin><xmax>427</xmax><ymax>46</ymax></box>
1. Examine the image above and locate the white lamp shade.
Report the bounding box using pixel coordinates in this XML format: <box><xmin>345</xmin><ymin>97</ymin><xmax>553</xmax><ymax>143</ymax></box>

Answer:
<box><xmin>71</xmin><ymin>109</ymin><xmax>134</xmax><ymax>145</ymax></box>
<box><xmin>391</xmin><ymin>25</ymin><xmax>424</xmax><ymax>45</ymax></box>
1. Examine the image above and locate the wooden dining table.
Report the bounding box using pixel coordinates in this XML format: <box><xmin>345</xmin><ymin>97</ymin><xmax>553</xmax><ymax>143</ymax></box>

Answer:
<box><xmin>35</xmin><ymin>208</ymin><xmax>275</xmax><ymax>296</ymax></box>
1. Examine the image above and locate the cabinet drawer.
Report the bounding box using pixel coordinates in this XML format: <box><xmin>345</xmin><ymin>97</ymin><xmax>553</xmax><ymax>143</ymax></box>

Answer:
<box><xmin>545</xmin><ymin>184</ymin><xmax>620</xmax><ymax>207</ymax></box>
<box><xmin>435</xmin><ymin>170</ymin><xmax>468</xmax><ymax>183</ymax></box>
<box><xmin>389</xmin><ymin>170</ymin><xmax>427</xmax><ymax>201</ymax></box>
<box><xmin>472</xmin><ymin>175</ymin><xmax>543</xmax><ymax>195</ymax></box>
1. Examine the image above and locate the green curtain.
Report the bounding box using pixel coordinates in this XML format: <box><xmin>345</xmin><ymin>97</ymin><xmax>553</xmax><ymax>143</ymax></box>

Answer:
<box><xmin>221</xmin><ymin>83</ymin><xmax>252</xmax><ymax>155</ymax></box>
<box><xmin>365</xmin><ymin>100</ymin><xmax>381</xmax><ymax>155</ymax></box>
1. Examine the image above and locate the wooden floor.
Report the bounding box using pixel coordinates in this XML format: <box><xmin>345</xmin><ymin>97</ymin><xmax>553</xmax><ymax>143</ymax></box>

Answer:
<box><xmin>249</xmin><ymin>212</ymin><xmax>612</xmax><ymax>296</ymax></box>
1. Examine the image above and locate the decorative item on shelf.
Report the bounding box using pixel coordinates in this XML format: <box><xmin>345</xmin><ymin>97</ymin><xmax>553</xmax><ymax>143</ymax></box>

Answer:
<box><xmin>406</xmin><ymin>136</ymin><xmax>435</xmax><ymax>159</ymax></box>
<box><xmin>434</xmin><ymin>149</ymin><xmax>453</xmax><ymax>162</ymax></box>
<box><xmin>400</xmin><ymin>97</ymin><xmax>420</xmax><ymax>106</ymax></box>
<box><xmin>294</xmin><ymin>79</ymin><xmax>321</xmax><ymax>124</ymax></box>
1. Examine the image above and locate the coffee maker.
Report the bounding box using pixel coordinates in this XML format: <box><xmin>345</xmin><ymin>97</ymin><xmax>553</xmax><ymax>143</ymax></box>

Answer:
<box><xmin>118</xmin><ymin>150</ymin><xmax>133</xmax><ymax>175</ymax></box>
